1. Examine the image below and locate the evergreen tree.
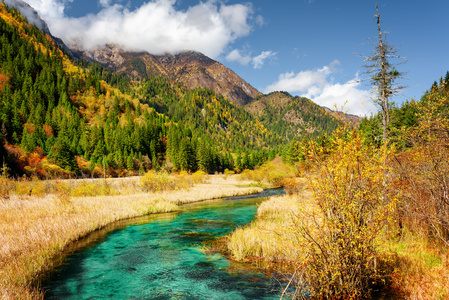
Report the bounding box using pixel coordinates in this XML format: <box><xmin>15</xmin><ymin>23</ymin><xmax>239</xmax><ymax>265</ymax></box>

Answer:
<box><xmin>50</xmin><ymin>138</ymin><xmax>79</xmax><ymax>174</ymax></box>
<box><xmin>126</xmin><ymin>155</ymin><xmax>134</xmax><ymax>171</ymax></box>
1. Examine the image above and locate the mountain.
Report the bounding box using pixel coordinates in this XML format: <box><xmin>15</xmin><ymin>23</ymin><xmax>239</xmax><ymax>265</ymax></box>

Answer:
<box><xmin>0</xmin><ymin>1</ymin><xmax>353</xmax><ymax>178</ymax></box>
<box><xmin>0</xmin><ymin>2</ymin><xmax>278</xmax><ymax>177</ymax></box>
<box><xmin>72</xmin><ymin>45</ymin><xmax>260</xmax><ymax>106</ymax></box>
<box><xmin>1</xmin><ymin>0</ymin><xmax>74</xmax><ymax>55</ymax></box>
<box><xmin>73</xmin><ymin>45</ymin><xmax>355</xmax><ymax>140</ymax></box>
<box><xmin>245</xmin><ymin>92</ymin><xmax>343</xmax><ymax>140</ymax></box>
<box><xmin>2</xmin><ymin>0</ymin><xmax>50</xmax><ymax>33</ymax></box>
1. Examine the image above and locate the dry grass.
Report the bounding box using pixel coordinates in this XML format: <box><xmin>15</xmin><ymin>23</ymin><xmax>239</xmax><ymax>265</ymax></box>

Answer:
<box><xmin>228</xmin><ymin>191</ymin><xmax>316</xmax><ymax>263</ymax></box>
<box><xmin>0</xmin><ymin>174</ymin><xmax>262</xmax><ymax>299</ymax></box>
<box><xmin>380</xmin><ymin>234</ymin><xmax>449</xmax><ymax>299</ymax></box>
<box><xmin>228</xmin><ymin>185</ymin><xmax>449</xmax><ymax>299</ymax></box>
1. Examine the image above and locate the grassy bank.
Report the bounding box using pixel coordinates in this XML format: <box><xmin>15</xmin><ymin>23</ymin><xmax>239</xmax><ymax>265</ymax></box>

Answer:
<box><xmin>0</xmin><ymin>174</ymin><xmax>262</xmax><ymax>299</ymax></box>
<box><xmin>227</xmin><ymin>189</ymin><xmax>449</xmax><ymax>299</ymax></box>
<box><xmin>228</xmin><ymin>193</ymin><xmax>308</xmax><ymax>262</ymax></box>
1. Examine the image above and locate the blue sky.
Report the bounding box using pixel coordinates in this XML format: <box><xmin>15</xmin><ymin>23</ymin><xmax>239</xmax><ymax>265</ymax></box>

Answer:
<box><xmin>11</xmin><ymin>0</ymin><xmax>449</xmax><ymax>115</ymax></box>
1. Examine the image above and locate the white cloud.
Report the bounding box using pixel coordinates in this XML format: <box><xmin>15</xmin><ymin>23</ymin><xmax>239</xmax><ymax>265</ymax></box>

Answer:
<box><xmin>219</xmin><ymin>3</ymin><xmax>252</xmax><ymax>37</ymax></box>
<box><xmin>312</xmin><ymin>79</ymin><xmax>376</xmax><ymax>116</ymax></box>
<box><xmin>252</xmin><ymin>50</ymin><xmax>276</xmax><ymax>69</ymax></box>
<box><xmin>98</xmin><ymin>0</ymin><xmax>111</xmax><ymax>8</ymax></box>
<box><xmin>226</xmin><ymin>49</ymin><xmax>252</xmax><ymax>65</ymax></box>
<box><xmin>265</xmin><ymin>61</ymin><xmax>377</xmax><ymax>116</ymax></box>
<box><xmin>21</xmin><ymin>0</ymin><xmax>255</xmax><ymax>58</ymax></box>
<box><xmin>25</xmin><ymin>0</ymin><xmax>68</xmax><ymax>18</ymax></box>
<box><xmin>265</xmin><ymin>60</ymin><xmax>339</xmax><ymax>93</ymax></box>
<box><xmin>226</xmin><ymin>49</ymin><xmax>276</xmax><ymax>69</ymax></box>
<box><xmin>255</xmin><ymin>14</ymin><xmax>264</xmax><ymax>26</ymax></box>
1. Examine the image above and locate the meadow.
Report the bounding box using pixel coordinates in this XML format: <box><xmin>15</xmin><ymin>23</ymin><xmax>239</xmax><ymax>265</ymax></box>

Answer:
<box><xmin>0</xmin><ymin>173</ymin><xmax>262</xmax><ymax>299</ymax></box>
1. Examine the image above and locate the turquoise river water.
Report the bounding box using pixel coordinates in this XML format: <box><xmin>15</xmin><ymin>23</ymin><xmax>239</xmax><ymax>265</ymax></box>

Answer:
<box><xmin>42</xmin><ymin>189</ymin><xmax>285</xmax><ymax>299</ymax></box>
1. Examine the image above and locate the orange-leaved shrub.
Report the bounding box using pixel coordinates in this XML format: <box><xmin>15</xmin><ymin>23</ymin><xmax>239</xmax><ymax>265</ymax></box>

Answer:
<box><xmin>392</xmin><ymin>83</ymin><xmax>449</xmax><ymax>248</ymax></box>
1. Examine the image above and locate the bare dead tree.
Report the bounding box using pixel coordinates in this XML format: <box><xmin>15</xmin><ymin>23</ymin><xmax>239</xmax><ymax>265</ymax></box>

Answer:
<box><xmin>362</xmin><ymin>3</ymin><xmax>406</xmax><ymax>145</ymax></box>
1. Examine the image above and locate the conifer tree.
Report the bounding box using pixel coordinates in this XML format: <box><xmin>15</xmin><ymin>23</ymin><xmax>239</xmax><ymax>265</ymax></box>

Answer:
<box><xmin>126</xmin><ymin>155</ymin><xmax>134</xmax><ymax>171</ymax></box>
<box><xmin>363</xmin><ymin>3</ymin><xmax>405</xmax><ymax>144</ymax></box>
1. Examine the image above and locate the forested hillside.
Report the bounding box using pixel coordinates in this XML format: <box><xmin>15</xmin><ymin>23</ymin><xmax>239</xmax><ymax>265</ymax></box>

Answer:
<box><xmin>0</xmin><ymin>3</ymin><xmax>344</xmax><ymax>178</ymax></box>
<box><xmin>246</xmin><ymin>91</ymin><xmax>340</xmax><ymax>141</ymax></box>
<box><xmin>0</xmin><ymin>3</ymin><xmax>277</xmax><ymax>177</ymax></box>
<box><xmin>358</xmin><ymin>71</ymin><xmax>449</xmax><ymax>148</ymax></box>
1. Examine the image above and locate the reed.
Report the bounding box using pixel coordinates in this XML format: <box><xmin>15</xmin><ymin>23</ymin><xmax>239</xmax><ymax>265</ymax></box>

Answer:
<box><xmin>0</xmin><ymin>174</ymin><xmax>261</xmax><ymax>299</ymax></box>
<box><xmin>228</xmin><ymin>192</ymin><xmax>315</xmax><ymax>263</ymax></box>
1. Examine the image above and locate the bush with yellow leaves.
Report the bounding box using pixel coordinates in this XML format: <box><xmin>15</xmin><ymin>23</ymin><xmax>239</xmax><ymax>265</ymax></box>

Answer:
<box><xmin>289</xmin><ymin>126</ymin><xmax>396</xmax><ymax>299</ymax></box>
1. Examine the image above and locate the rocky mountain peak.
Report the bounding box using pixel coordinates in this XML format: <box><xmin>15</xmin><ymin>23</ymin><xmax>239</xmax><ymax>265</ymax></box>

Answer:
<box><xmin>71</xmin><ymin>45</ymin><xmax>260</xmax><ymax>106</ymax></box>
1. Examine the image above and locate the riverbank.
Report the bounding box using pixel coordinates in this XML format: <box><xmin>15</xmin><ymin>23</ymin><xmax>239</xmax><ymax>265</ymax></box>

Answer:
<box><xmin>0</xmin><ymin>175</ymin><xmax>262</xmax><ymax>299</ymax></box>
<box><xmin>226</xmin><ymin>189</ymin><xmax>449</xmax><ymax>299</ymax></box>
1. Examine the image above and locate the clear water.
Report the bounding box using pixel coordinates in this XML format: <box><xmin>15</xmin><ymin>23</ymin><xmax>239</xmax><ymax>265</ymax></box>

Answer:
<box><xmin>43</xmin><ymin>189</ymin><xmax>285</xmax><ymax>299</ymax></box>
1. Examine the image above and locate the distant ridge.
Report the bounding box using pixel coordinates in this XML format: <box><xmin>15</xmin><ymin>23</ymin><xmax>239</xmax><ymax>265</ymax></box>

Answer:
<box><xmin>72</xmin><ymin>45</ymin><xmax>261</xmax><ymax>106</ymax></box>
<box><xmin>245</xmin><ymin>92</ymin><xmax>360</xmax><ymax>141</ymax></box>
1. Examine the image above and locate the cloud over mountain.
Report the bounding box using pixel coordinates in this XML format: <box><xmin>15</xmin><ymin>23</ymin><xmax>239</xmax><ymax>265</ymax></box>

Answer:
<box><xmin>265</xmin><ymin>60</ymin><xmax>376</xmax><ymax>116</ymax></box>
<box><xmin>23</xmin><ymin>0</ymin><xmax>257</xmax><ymax>58</ymax></box>
<box><xmin>226</xmin><ymin>48</ymin><xmax>276</xmax><ymax>69</ymax></box>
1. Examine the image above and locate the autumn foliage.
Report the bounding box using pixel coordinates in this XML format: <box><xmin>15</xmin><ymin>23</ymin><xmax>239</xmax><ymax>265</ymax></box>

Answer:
<box><xmin>283</xmin><ymin>127</ymin><xmax>395</xmax><ymax>299</ymax></box>
<box><xmin>392</xmin><ymin>81</ymin><xmax>449</xmax><ymax>247</ymax></box>
<box><xmin>282</xmin><ymin>78</ymin><xmax>449</xmax><ymax>298</ymax></box>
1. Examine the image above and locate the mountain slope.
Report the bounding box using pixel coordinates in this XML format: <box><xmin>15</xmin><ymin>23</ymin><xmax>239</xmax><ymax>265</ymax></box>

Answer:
<box><xmin>0</xmin><ymin>3</ymin><xmax>277</xmax><ymax>177</ymax></box>
<box><xmin>73</xmin><ymin>45</ymin><xmax>260</xmax><ymax>106</ymax></box>
<box><xmin>246</xmin><ymin>92</ymin><xmax>341</xmax><ymax>141</ymax></box>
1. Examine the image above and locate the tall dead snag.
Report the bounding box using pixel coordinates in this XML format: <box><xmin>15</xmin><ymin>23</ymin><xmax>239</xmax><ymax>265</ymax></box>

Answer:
<box><xmin>363</xmin><ymin>3</ymin><xmax>405</xmax><ymax>145</ymax></box>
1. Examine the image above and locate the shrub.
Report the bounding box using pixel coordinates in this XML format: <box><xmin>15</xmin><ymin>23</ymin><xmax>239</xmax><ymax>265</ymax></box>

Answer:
<box><xmin>191</xmin><ymin>170</ymin><xmax>207</xmax><ymax>184</ymax></box>
<box><xmin>290</xmin><ymin>127</ymin><xmax>396</xmax><ymax>299</ymax></box>
<box><xmin>0</xmin><ymin>164</ymin><xmax>13</xmax><ymax>198</ymax></box>
<box><xmin>392</xmin><ymin>85</ymin><xmax>449</xmax><ymax>248</ymax></box>
<box><xmin>239</xmin><ymin>161</ymin><xmax>296</xmax><ymax>188</ymax></box>
<box><xmin>140</xmin><ymin>171</ymin><xmax>193</xmax><ymax>192</ymax></box>
<box><xmin>223</xmin><ymin>168</ymin><xmax>235</xmax><ymax>179</ymax></box>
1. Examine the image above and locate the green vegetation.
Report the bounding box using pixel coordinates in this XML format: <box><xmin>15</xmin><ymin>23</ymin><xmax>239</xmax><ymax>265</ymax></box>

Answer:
<box><xmin>3</xmin><ymin>2</ymin><xmax>449</xmax><ymax>299</ymax></box>
<box><xmin>0</xmin><ymin>4</ymin><xmax>340</xmax><ymax>179</ymax></box>
<box><xmin>247</xmin><ymin>91</ymin><xmax>340</xmax><ymax>142</ymax></box>
<box><xmin>0</xmin><ymin>4</ymin><xmax>280</xmax><ymax>178</ymax></box>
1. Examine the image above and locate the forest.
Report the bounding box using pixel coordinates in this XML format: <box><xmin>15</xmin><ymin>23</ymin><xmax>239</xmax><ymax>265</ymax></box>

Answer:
<box><xmin>0</xmin><ymin>3</ymin><xmax>312</xmax><ymax>178</ymax></box>
<box><xmin>0</xmin><ymin>3</ymin><xmax>342</xmax><ymax>179</ymax></box>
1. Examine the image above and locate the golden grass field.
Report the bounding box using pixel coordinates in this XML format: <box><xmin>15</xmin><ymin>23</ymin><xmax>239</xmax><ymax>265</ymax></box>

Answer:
<box><xmin>0</xmin><ymin>174</ymin><xmax>262</xmax><ymax>299</ymax></box>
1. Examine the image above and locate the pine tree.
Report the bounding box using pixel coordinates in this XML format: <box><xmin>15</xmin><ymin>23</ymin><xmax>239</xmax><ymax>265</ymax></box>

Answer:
<box><xmin>126</xmin><ymin>155</ymin><xmax>134</xmax><ymax>171</ymax></box>
<box><xmin>363</xmin><ymin>3</ymin><xmax>405</xmax><ymax>144</ymax></box>
<box><xmin>51</xmin><ymin>138</ymin><xmax>79</xmax><ymax>174</ymax></box>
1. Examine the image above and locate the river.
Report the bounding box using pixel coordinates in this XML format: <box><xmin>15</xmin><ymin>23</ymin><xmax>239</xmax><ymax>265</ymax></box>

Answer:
<box><xmin>42</xmin><ymin>189</ymin><xmax>285</xmax><ymax>299</ymax></box>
